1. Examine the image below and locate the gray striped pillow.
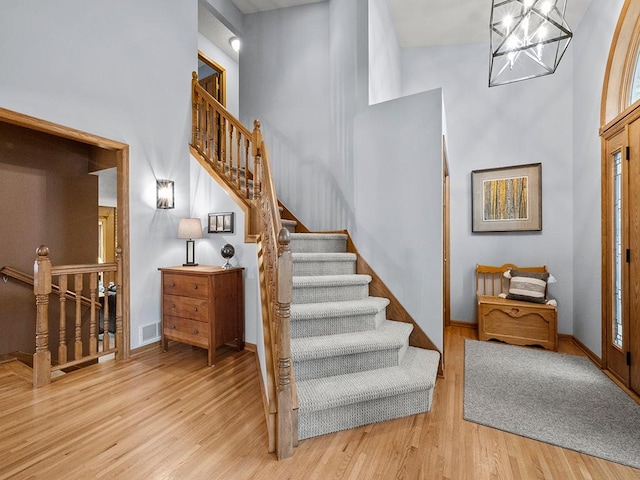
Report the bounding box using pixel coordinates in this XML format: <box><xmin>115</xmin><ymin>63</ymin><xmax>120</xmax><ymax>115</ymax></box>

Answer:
<box><xmin>506</xmin><ymin>269</ymin><xmax>549</xmax><ymax>304</ymax></box>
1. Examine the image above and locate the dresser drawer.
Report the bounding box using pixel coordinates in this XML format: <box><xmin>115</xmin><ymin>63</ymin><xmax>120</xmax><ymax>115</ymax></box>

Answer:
<box><xmin>163</xmin><ymin>315</ymin><xmax>210</xmax><ymax>348</ymax></box>
<box><xmin>163</xmin><ymin>294</ymin><xmax>208</xmax><ymax>322</ymax></box>
<box><xmin>163</xmin><ymin>273</ymin><xmax>209</xmax><ymax>299</ymax></box>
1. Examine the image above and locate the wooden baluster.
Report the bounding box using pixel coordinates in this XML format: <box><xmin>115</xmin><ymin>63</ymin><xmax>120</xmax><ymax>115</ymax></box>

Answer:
<box><xmin>89</xmin><ymin>272</ymin><xmax>98</xmax><ymax>355</ymax></box>
<box><xmin>102</xmin><ymin>271</ymin><xmax>111</xmax><ymax>353</ymax></box>
<box><xmin>74</xmin><ymin>273</ymin><xmax>83</xmax><ymax>360</ymax></box>
<box><xmin>276</xmin><ymin>228</ymin><xmax>293</xmax><ymax>459</ymax></box>
<box><xmin>236</xmin><ymin>131</ymin><xmax>242</xmax><ymax>193</ymax></box>
<box><xmin>229</xmin><ymin>123</ymin><xmax>235</xmax><ymax>183</ymax></box>
<box><xmin>191</xmin><ymin>72</ymin><xmax>198</xmax><ymax>148</ymax></box>
<box><xmin>33</xmin><ymin>246</ymin><xmax>52</xmax><ymax>388</ymax></box>
<box><xmin>58</xmin><ymin>275</ymin><xmax>68</xmax><ymax>364</ymax></box>
<box><xmin>206</xmin><ymin>101</ymin><xmax>213</xmax><ymax>161</ymax></box>
<box><xmin>244</xmin><ymin>137</ymin><xmax>250</xmax><ymax>199</ymax></box>
<box><xmin>214</xmin><ymin>109</ymin><xmax>220</xmax><ymax>167</ymax></box>
<box><xmin>221</xmin><ymin>116</ymin><xmax>227</xmax><ymax>172</ymax></box>
<box><xmin>115</xmin><ymin>246</ymin><xmax>125</xmax><ymax>360</ymax></box>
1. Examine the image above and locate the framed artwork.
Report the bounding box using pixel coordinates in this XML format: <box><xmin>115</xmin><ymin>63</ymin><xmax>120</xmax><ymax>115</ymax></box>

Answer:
<box><xmin>471</xmin><ymin>163</ymin><xmax>541</xmax><ymax>232</ymax></box>
<box><xmin>208</xmin><ymin>212</ymin><xmax>234</xmax><ymax>234</ymax></box>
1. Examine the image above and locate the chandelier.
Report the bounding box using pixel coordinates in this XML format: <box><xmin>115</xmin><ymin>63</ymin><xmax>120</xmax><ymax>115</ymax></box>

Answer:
<box><xmin>489</xmin><ymin>0</ymin><xmax>573</xmax><ymax>87</ymax></box>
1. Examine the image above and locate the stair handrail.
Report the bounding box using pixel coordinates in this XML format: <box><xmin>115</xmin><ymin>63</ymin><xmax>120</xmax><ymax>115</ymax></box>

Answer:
<box><xmin>33</xmin><ymin>245</ymin><xmax>124</xmax><ymax>388</ymax></box>
<box><xmin>1</xmin><ymin>265</ymin><xmax>98</xmax><ymax>309</ymax></box>
<box><xmin>190</xmin><ymin>76</ymin><xmax>296</xmax><ymax>458</ymax></box>
<box><xmin>252</xmin><ymin>123</ymin><xmax>296</xmax><ymax>459</ymax></box>
<box><xmin>191</xmin><ymin>73</ymin><xmax>256</xmax><ymax>207</ymax></box>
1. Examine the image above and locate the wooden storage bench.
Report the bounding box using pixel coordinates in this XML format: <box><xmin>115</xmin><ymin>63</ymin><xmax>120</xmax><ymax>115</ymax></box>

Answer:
<box><xmin>476</xmin><ymin>264</ymin><xmax>558</xmax><ymax>351</ymax></box>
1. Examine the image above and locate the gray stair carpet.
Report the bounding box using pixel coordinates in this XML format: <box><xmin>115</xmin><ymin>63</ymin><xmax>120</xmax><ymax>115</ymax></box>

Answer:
<box><xmin>288</xmin><ymin>232</ymin><xmax>440</xmax><ymax>440</ymax></box>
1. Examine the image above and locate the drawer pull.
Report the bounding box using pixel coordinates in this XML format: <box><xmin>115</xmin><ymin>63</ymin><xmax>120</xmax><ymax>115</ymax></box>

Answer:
<box><xmin>192</xmin><ymin>285</ymin><xmax>198</xmax><ymax>290</ymax></box>
<box><xmin>193</xmin><ymin>307</ymin><xmax>198</xmax><ymax>312</ymax></box>
<box><xmin>171</xmin><ymin>303</ymin><xmax>176</xmax><ymax>308</ymax></box>
<box><xmin>193</xmin><ymin>329</ymin><xmax>199</xmax><ymax>334</ymax></box>
<box><xmin>171</xmin><ymin>324</ymin><xmax>176</xmax><ymax>329</ymax></box>
<box><xmin>171</xmin><ymin>282</ymin><xmax>175</xmax><ymax>287</ymax></box>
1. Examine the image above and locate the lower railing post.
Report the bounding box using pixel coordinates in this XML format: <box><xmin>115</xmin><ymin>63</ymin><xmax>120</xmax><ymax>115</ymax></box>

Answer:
<box><xmin>276</xmin><ymin>228</ymin><xmax>294</xmax><ymax>459</ymax></box>
<box><xmin>115</xmin><ymin>246</ymin><xmax>125</xmax><ymax>360</ymax></box>
<box><xmin>33</xmin><ymin>245</ymin><xmax>52</xmax><ymax>388</ymax></box>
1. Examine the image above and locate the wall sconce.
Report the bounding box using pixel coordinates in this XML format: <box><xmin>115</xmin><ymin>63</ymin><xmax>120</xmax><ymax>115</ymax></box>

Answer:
<box><xmin>178</xmin><ymin>218</ymin><xmax>203</xmax><ymax>266</ymax></box>
<box><xmin>156</xmin><ymin>179</ymin><xmax>175</xmax><ymax>209</ymax></box>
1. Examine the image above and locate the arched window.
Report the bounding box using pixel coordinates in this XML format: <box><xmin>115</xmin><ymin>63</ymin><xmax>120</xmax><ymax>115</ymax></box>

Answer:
<box><xmin>602</xmin><ymin>1</ymin><xmax>640</xmax><ymax>123</ymax></box>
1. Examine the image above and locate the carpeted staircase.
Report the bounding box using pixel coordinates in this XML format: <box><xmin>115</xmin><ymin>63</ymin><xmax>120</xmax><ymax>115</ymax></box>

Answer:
<box><xmin>285</xmin><ymin>229</ymin><xmax>440</xmax><ymax>440</ymax></box>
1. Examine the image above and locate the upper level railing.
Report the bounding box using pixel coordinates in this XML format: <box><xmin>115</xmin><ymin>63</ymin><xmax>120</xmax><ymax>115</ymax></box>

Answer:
<box><xmin>190</xmin><ymin>74</ymin><xmax>296</xmax><ymax>459</ymax></box>
<box><xmin>32</xmin><ymin>245</ymin><xmax>124</xmax><ymax>388</ymax></box>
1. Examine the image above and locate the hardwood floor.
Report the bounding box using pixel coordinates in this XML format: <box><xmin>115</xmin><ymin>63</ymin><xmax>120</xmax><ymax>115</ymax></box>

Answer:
<box><xmin>1</xmin><ymin>326</ymin><xmax>638</xmax><ymax>479</ymax></box>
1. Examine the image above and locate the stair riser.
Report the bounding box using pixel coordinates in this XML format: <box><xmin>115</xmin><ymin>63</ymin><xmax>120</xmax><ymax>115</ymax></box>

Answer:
<box><xmin>290</xmin><ymin>308</ymin><xmax>386</xmax><ymax>338</ymax></box>
<box><xmin>298</xmin><ymin>388</ymin><xmax>434</xmax><ymax>440</ymax></box>
<box><xmin>293</xmin><ymin>260</ymin><xmax>356</xmax><ymax>276</ymax></box>
<box><xmin>293</xmin><ymin>343</ymin><xmax>408</xmax><ymax>382</ymax></box>
<box><xmin>289</xmin><ymin>238</ymin><xmax>347</xmax><ymax>254</ymax></box>
<box><xmin>293</xmin><ymin>284</ymin><xmax>369</xmax><ymax>304</ymax></box>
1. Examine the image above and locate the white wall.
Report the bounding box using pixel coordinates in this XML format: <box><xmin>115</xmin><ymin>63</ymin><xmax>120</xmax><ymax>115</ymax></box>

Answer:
<box><xmin>241</xmin><ymin>3</ymin><xmax>335</xmax><ymax>231</ymax></box>
<box><xmin>354</xmin><ymin>90</ymin><xmax>444</xmax><ymax>351</ymax></box>
<box><xmin>189</xmin><ymin>156</ymin><xmax>264</xmax><ymax>376</ymax></box>
<box><xmin>402</xmin><ymin>44</ymin><xmax>575</xmax><ymax>335</ymax></box>
<box><xmin>368</xmin><ymin>0</ymin><xmax>402</xmax><ymax>104</ymax></box>
<box><xmin>0</xmin><ymin>0</ymin><xmax>197</xmax><ymax>349</ymax></box>
<box><xmin>572</xmin><ymin>0</ymin><xmax>625</xmax><ymax>355</ymax></box>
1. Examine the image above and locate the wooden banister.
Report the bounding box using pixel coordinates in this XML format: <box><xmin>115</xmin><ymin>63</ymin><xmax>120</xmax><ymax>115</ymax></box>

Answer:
<box><xmin>1</xmin><ymin>266</ymin><xmax>99</xmax><ymax>309</ymax></box>
<box><xmin>191</xmin><ymin>77</ymin><xmax>296</xmax><ymax>459</ymax></box>
<box><xmin>31</xmin><ymin>245</ymin><xmax>123</xmax><ymax>387</ymax></box>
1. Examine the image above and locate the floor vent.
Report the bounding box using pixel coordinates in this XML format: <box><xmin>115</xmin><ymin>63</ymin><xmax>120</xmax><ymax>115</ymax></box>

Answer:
<box><xmin>140</xmin><ymin>322</ymin><xmax>161</xmax><ymax>343</ymax></box>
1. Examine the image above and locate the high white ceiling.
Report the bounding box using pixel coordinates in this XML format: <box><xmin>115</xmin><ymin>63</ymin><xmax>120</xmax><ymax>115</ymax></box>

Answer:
<box><xmin>229</xmin><ymin>0</ymin><xmax>594</xmax><ymax>47</ymax></box>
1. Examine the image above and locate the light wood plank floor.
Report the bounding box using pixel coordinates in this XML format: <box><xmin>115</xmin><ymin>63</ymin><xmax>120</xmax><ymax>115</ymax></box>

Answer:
<box><xmin>1</xmin><ymin>326</ymin><xmax>638</xmax><ymax>479</ymax></box>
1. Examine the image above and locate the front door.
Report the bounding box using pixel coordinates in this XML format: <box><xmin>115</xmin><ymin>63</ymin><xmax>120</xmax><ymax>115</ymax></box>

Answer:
<box><xmin>602</xmin><ymin>111</ymin><xmax>640</xmax><ymax>394</ymax></box>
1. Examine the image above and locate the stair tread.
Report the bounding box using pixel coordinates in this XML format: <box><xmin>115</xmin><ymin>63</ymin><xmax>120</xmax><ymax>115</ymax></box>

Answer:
<box><xmin>291</xmin><ymin>320</ymin><xmax>412</xmax><ymax>360</ymax></box>
<box><xmin>291</xmin><ymin>297</ymin><xmax>389</xmax><ymax>320</ymax></box>
<box><xmin>292</xmin><ymin>252</ymin><xmax>356</xmax><ymax>262</ymax></box>
<box><xmin>293</xmin><ymin>274</ymin><xmax>371</xmax><ymax>287</ymax></box>
<box><xmin>290</xmin><ymin>233</ymin><xmax>348</xmax><ymax>240</ymax></box>
<box><xmin>297</xmin><ymin>347</ymin><xmax>440</xmax><ymax>412</ymax></box>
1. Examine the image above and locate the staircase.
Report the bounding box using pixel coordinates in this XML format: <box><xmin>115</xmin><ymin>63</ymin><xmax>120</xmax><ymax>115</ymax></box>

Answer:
<box><xmin>191</xmin><ymin>78</ymin><xmax>441</xmax><ymax>454</ymax></box>
<box><xmin>287</xmin><ymin>231</ymin><xmax>440</xmax><ymax>440</ymax></box>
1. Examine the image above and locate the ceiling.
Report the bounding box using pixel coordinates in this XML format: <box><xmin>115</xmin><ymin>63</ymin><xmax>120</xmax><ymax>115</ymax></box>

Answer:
<box><xmin>228</xmin><ymin>0</ymin><xmax>594</xmax><ymax>47</ymax></box>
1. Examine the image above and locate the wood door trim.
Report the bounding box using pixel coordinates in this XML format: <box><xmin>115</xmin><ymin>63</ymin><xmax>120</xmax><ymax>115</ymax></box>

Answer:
<box><xmin>0</xmin><ymin>106</ymin><xmax>131</xmax><ymax>359</ymax></box>
<box><xmin>198</xmin><ymin>50</ymin><xmax>226</xmax><ymax>107</ymax></box>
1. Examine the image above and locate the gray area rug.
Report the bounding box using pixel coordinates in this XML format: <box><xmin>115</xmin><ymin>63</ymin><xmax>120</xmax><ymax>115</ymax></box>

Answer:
<box><xmin>464</xmin><ymin>339</ymin><xmax>640</xmax><ymax>469</ymax></box>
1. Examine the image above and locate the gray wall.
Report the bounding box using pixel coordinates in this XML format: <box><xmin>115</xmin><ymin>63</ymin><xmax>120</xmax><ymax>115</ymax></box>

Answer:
<box><xmin>240</xmin><ymin>0</ymin><xmax>445</xmax><ymax>350</ymax></box>
<box><xmin>572</xmin><ymin>0</ymin><xmax>625</xmax><ymax>355</ymax></box>
<box><xmin>354</xmin><ymin>90</ymin><xmax>444</xmax><ymax>350</ymax></box>
<box><xmin>402</xmin><ymin>43</ymin><xmax>575</xmax><ymax>336</ymax></box>
<box><xmin>368</xmin><ymin>0</ymin><xmax>402</xmax><ymax>104</ymax></box>
<box><xmin>0</xmin><ymin>0</ymin><xmax>197</xmax><ymax>349</ymax></box>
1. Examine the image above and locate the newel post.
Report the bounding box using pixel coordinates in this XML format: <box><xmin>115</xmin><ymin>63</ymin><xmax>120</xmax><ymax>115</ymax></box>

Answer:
<box><xmin>115</xmin><ymin>245</ymin><xmax>126</xmax><ymax>360</ymax></box>
<box><xmin>33</xmin><ymin>245</ymin><xmax>52</xmax><ymax>388</ymax></box>
<box><xmin>276</xmin><ymin>228</ymin><xmax>294</xmax><ymax>459</ymax></box>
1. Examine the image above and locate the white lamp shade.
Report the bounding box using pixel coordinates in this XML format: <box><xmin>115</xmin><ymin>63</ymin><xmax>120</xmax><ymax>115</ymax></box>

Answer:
<box><xmin>178</xmin><ymin>218</ymin><xmax>203</xmax><ymax>239</ymax></box>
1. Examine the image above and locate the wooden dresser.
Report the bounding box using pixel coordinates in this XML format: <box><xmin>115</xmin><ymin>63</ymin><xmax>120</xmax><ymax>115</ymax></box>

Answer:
<box><xmin>158</xmin><ymin>265</ymin><xmax>244</xmax><ymax>365</ymax></box>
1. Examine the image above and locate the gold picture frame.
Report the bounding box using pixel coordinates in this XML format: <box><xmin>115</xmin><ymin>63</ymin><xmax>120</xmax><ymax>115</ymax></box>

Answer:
<box><xmin>471</xmin><ymin>163</ymin><xmax>541</xmax><ymax>232</ymax></box>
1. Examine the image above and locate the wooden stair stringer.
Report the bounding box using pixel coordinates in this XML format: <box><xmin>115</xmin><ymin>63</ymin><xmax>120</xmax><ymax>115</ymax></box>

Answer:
<box><xmin>190</xmin><ymin>145</ymin><xmax>259</xmax><ymax>244</ymax></box>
